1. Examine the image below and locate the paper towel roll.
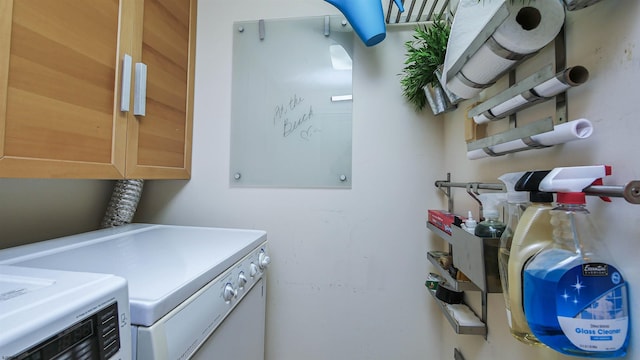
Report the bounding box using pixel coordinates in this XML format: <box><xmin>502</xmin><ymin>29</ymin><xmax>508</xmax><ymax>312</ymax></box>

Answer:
<box><xmin>492</xmin><ymin>1</ymin><xmax>565</xmax><ymax>55</ymax></box>
<box><xmin>447</xmin><ymin>75</ymin><xmax>485</xmax><ymax>100</ymax></box>
<box><xmin>467</xmin><ymin>118</ymin><xmax>593</xmax><ymax>160</ymax></box>
<box><xmin>461</xmin><ymin>44</ymin><xmax>519</xmax><ymax>85</ymax></box>
<box><xmin>447</xmin><ymin>0</ymin><xmax>565</xmax><ymax>99</ymax></box>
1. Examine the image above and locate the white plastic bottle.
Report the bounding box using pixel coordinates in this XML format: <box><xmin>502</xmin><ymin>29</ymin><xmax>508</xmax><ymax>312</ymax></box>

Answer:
<box><xmin>463</xmin><ymin>210</ymin><xmax>477</xmax><ymax>234</ymax></box>
<box><xmin>523</xmin><ymin>165</ymin><xmax>630</xmax><ymax>357</ymax></box>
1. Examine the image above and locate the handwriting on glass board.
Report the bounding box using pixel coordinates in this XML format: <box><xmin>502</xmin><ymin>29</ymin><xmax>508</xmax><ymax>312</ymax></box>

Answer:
<box><xmin>273</xmin><ymin>94</ymin><xmax>316</xmax><ymax>140</ymax></box>
<box><xmin>273</xmin><ymin>94</ymin><xmax>304</xmax><ymax>124</ymax></box>
<box><xmin>300</xmin><ymin>125</ymin><xmax>321</xmax><ymax>140</ymax></box>
<box><xmin>283</xmin><ymin>106</ymin><xmax>314</xmax><ymax>138</ymax></box>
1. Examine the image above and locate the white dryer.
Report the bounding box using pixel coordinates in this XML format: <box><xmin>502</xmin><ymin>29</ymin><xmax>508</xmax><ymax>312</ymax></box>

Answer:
<box><xmin>0</xmin><ymin>224</ymin><xmax>270</xmax><ymax>360</ymax></box>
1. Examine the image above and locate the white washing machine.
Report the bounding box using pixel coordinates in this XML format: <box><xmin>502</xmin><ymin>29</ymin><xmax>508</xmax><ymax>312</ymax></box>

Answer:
<box><xmin>0</xmin><ymin>224</ymin><xmax>270</xmax><ymax>360</ymax></box>
<box><xmin>0</xmin><ymin>265</ymin><xmax>131</xmax><ymax>360</ymax></box>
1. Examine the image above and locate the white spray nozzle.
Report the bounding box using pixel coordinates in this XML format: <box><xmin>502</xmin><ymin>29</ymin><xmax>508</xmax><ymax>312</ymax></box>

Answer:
<box><xmin>539</xmin><ymin>165</ymin><xmax>612</xmax><ymax>204</ymax></box>
<box><xmin>499</xmin><ymin>171</ymin><xmax>528</xmax><ymax>203</ymax></box>
<box><xmin>539</xmin><ymin>165</ymin><xmax>611</xmax><ymax>193</ymax></box>
<box><xmin>477</xmin><ymin>193</ymin><xmax>507</xmax><ymax>219</ymax></box>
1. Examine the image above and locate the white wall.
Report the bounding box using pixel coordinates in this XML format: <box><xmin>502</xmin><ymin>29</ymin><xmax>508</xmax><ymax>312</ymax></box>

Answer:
<box><xmin>138</xmin><ymin>0</ymin><xmax>640</xmax><ymax>359</ymax></box>
<box><xmin>135</xmin><ymin>0</ymin><xmax>447</xmax><ymax>359</ymax></box>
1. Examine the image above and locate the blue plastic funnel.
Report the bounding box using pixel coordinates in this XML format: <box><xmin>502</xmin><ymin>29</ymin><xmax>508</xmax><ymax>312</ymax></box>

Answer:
<box><xmin>326</xmin><ymin>0</ymin><xmax>404</xmax><ymax>46</ymax></box>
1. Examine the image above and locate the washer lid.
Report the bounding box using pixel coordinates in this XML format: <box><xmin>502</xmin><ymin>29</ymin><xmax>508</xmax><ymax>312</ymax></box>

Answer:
<box><xmin>0</xmin><ymin>265</ymin><xmax>127</xmax><ymax>351</ymax></box>
<box><xmin>0</xmin><ymin>224</ymin><xmax>267</xmax><ymax>326</ymax></box>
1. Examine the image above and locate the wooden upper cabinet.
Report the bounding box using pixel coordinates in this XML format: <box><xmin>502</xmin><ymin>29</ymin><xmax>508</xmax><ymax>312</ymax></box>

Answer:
<box><xmin>126</xmin><ymin>0</ymin><xmax>195</xmax><ymax>179</ymax></box>
<box><xmin>0</xmin><ymin>0</ymin><xmax>195</xmax><ymax>179</ymax></box>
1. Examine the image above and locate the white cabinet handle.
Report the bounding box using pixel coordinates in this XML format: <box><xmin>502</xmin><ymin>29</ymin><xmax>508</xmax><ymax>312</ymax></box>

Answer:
<box><xmin>134</xmin><ymin>62</ymin><xmax>147</xmax><ymax>116</ymax></box>
<box><xmin>120</xmin><ymin>54</ymin><xmax>132</xmax><ymax>112</ymax></box>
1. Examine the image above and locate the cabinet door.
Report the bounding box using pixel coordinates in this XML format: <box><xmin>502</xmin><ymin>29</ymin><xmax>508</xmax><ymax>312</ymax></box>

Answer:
<box><xmin>125</xmin><ymin>0</ymin><xmax>196</xmax><ymax>179</ymax></box>
<box><xmin>0</xmin><ymin>0</ymin><xmax>134</xmax><ymax>178</ymax></box>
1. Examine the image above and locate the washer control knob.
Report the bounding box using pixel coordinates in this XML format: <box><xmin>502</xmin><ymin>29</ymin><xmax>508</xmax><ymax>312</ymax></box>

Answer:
<box><xmin>238</xmin><ymin>272</ymin><xmax>248</xmax><ymax>289</ymax></box>
<box><xmin>223</xmin><ymin>283</ymin><xmax>236</xmax><ymax>302</ymax></box>
<box><xmin>249</xmin><ymin>263</ymin><xmax>259</xmax><ymax>278</ymax></box>
<box><xmin>259</xmin><ymin>251</ymin><xmax>271</xmax><ymax>270</ymax></box>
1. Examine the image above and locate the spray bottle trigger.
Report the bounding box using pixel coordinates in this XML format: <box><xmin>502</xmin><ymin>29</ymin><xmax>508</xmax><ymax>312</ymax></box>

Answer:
<box><xmin>590</xmin><ymin>163</ymin><xmax>612</xmax><ymax>202</ymax></box>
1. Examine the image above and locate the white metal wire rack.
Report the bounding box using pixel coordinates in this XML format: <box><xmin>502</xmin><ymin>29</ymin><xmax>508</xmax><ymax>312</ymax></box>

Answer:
<box><xmin>383</xmin><ymin>0</ymin><xmax>453</xmax><ymax>24</ymax></box>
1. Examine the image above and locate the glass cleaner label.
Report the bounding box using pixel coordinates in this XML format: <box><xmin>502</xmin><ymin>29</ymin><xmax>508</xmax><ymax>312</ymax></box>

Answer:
<box><xmin>557</xmin><ymin>264</ymin><xmax>628</xmax><ymax>352</ymax></box>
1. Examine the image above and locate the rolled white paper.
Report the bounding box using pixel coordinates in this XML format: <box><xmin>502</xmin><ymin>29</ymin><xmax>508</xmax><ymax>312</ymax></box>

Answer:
<box><xmin>473</xmin><ymin>94</ymin><xmax>529</xmax><ymax>124</ymax></box>
<box><xmin>446</xmin><ymin>0</ymin><xmax>565</xmax><ymax>99</ymax></box>
<box><xmin>472</xmin><ymin>66</ymin><xmax>589</xmax><ymax>124</ymax></box>
<box><xmin>467</xmin><ymin>118</ymin><xmax>594</xmax><ymax>160</ymax></box>
<box><xmin>490</xmin><ymin>94</ymin><xmax>529</xmax><ymax>118</ymax></box>
<box><xmin>473</xmin><ymin>113</ymin><xmax>492</xmax><ymax>124</ymax></box>
<box><xmin>533</xmin><ymin>77</ymin><xmax>572</xmax><ymax>97</ymax></box>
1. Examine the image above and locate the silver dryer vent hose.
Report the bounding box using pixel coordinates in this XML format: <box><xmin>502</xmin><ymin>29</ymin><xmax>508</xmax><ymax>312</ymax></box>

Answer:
<box><xmin>101</xmin><ymin>179</ymin><xmax>144</xmax><ymax>228</ymax></box>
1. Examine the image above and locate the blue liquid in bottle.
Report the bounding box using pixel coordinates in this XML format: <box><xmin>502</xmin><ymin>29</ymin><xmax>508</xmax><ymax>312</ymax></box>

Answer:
<box><xmin>523</xmin><ymin>217</ymin><xmax>629</xmax><ymax>358</ymax></box>
<box><xmin>524</xmin><ymin>259</ymin><xmax>629</xmax><ymax>358</ymax></box>
<box><xmin>524</xmin><ymin>256</ymin><xmax>578</xmax><ymax>351</ymax></box>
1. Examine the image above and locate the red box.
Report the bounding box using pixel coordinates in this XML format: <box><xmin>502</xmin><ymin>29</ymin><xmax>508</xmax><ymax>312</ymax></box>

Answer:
<box><xmin>428</xmin><ymin>210</ymin><xmax>464</xmax><ymax>235</ymax></box>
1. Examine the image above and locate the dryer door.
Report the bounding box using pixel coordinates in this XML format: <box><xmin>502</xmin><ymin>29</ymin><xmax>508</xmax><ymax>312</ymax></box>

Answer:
<box><xmin>192</xmin><ymin>278</ymin><xmax>266</xmax><ymax>360</ymax></box>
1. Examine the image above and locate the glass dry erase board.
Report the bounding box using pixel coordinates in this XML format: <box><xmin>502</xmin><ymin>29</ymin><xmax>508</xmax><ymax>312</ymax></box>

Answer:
<box><xmin>230</xmin><ymin>15</ymin><xmax>354</xmax><ymax>188</ymax></box>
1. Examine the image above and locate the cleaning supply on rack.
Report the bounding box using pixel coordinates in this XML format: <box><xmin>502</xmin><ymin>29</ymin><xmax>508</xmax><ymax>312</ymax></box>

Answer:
<box><xmin>462</xmin><ymin>210</ymin><xmax>477</xmax><ymax>234</ymax></box>
<box><xmin>506</xmin><ymin>170</ymin><xmax>554</xmax><ymax>346</ymax></box>
<box><xmin>425</xmin><ymin>273</ymin><xmax>443</xmax><ymax>291</ymax></box>
<box><xmin>496</xmin><ymin>172</ymin><xmax>530</xmax><ymax>342</ymax></box>
<box><xmin>474</xmin><ymin>192</ymin><xmax>507</xmax><ymax>238</ymax></box>
<box><xmin>436</xmin><ymin>282</ymin><xmax>464</xmax><ymax>304</ymax></box>
<box><xmin>446</xmin><ymin>304</ymin><xmax>485</xmax><ymax>327</ymax></box>
<box><xmin>524</xmin><ymin>165</ymin><xmax>629</xmax><ymax>357</ymax></box>
<box><xmin>428</xmin><ymin>210</ymin><xmax>463</xmax><ymax>235</ymax></box>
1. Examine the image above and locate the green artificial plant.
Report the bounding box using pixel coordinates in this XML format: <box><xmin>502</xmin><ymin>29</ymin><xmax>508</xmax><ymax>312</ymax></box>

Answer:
<box><xmin>400</xmin><ymin>19</ymin><xmax>451</xmax><ymax>111</ymax></box>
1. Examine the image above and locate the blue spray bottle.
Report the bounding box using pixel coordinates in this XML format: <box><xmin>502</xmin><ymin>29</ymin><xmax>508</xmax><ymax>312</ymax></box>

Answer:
<box><xmin>523</xmin><ymin>165</ymin><xmax>630</xmax><ymax>358</ymax></box>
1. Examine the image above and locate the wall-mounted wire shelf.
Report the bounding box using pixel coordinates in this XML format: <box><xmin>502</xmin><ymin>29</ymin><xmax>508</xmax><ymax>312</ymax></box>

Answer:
<box><xmin>383</xmin><ymin>0</ymin><xmax>453</xmax><ymax>24</ymax></box>
<box><xmin>435</xmin><ymin>177</ymin><xmax>640</xmax><ymax>207</ymax></box>
<box><xmin>427</xmin><ymin>172</ymin><xmax>640</xmax><ymax>339</ymax></box>
<box><xmin>426</xmin><ymin>286</ymin><xmax>487</xmax><ymax>336</ymax></box>
<box><xmin>427</xmin><ymin>248</ymin><xmax>479</xmax><ymax>292</ymax></box>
